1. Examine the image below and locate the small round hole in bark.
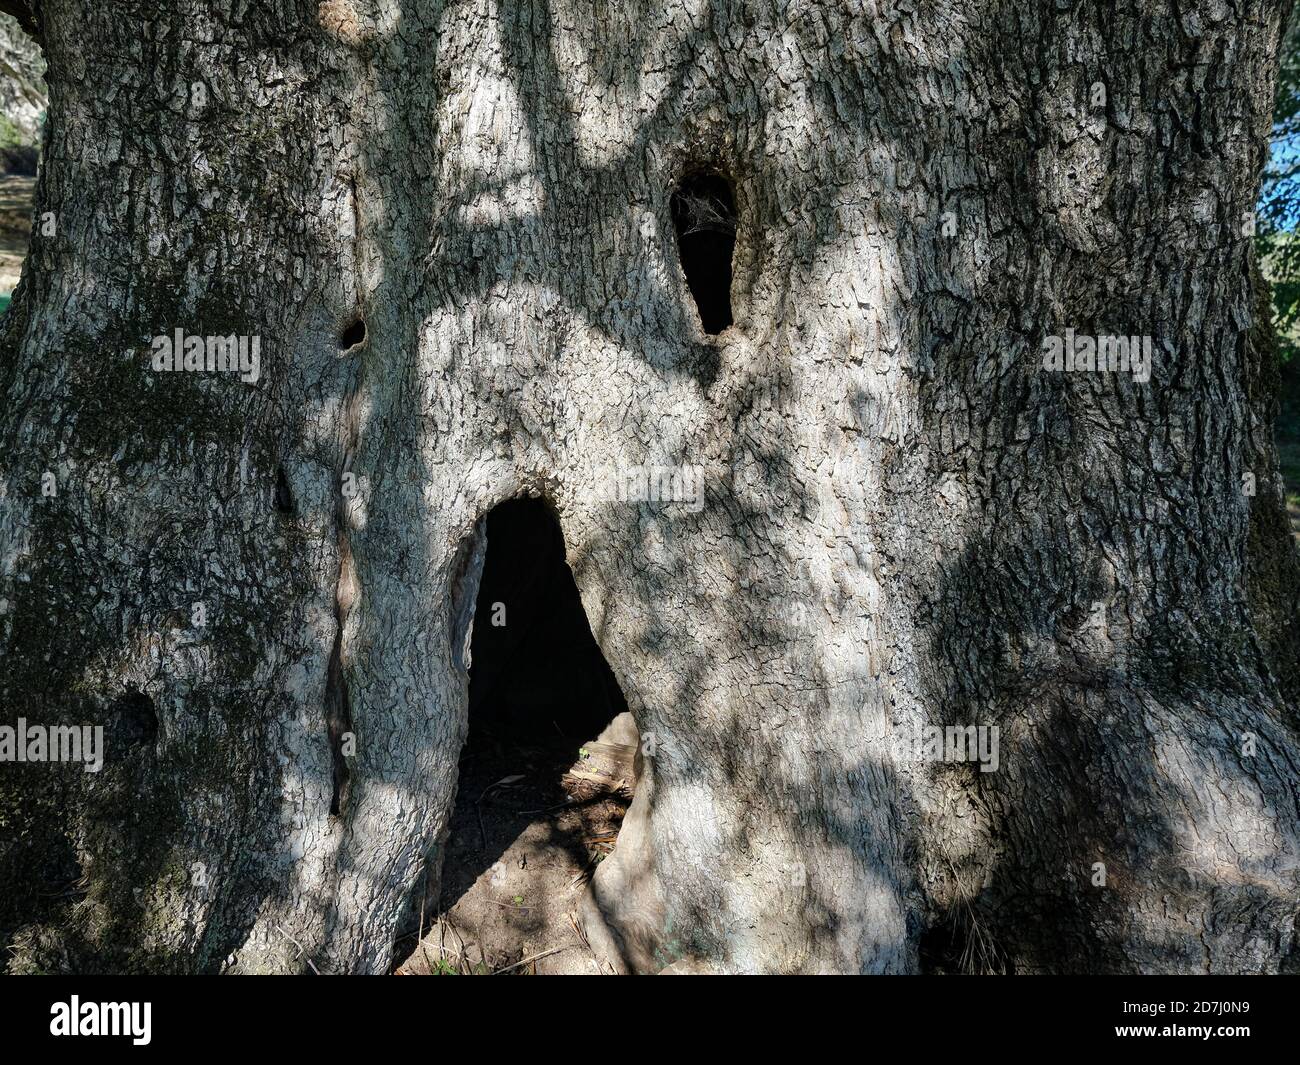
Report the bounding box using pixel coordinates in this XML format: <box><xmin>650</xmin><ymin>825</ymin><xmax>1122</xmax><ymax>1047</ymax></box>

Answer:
<box><xmin>112</xmin><ymin>689</ymin><xmax>158</xmax><ymax>749</ymax></box>
<box><xmin>340</xmin><ymin>319</ymin><xmax>366</xmax><ymax>349</ymax></box>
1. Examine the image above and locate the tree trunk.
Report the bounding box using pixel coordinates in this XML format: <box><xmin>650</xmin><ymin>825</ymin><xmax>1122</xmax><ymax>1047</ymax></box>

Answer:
<box><xmin>1</xmin><ymin>0</ymin><xmax>1297</xmax><ymax>974</ymax></box>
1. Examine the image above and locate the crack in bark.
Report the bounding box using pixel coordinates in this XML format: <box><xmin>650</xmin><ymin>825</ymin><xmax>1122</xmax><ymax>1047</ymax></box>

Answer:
<box><xmin>326</xmin><ymin>391</ymin><xmax>362</xmax><ymax>817</ymax></box>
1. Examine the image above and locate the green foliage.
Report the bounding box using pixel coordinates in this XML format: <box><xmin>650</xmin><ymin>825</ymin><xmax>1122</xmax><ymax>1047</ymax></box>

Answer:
<box><xmin>1259</xmin><ymin>9</ymin><xmax>1300</xmax><ymax>364</ymax></box>
<box><xmin>0</xmin><ymin>115</ymin><xmax>24</xmax><ymax>150</ymax></box>
<box><xmin>1267</xmin><ymin>12</ymin><xmax>1300</xmax><ymax>535</ymax></box>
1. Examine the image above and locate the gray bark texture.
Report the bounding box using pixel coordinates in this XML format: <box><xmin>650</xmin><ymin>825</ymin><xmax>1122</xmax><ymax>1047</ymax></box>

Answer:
<box><xmin>1</xmin><ymin>0</ymin><xmax>1298</xmax><ymax>974</ymax></box>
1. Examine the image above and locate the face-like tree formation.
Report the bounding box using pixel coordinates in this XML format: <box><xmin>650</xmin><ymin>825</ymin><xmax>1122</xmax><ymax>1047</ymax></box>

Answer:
<box><xmin>0</xmin><ymin>0</ymin><xmax>1297</xmax><ymax>975</ymax></box>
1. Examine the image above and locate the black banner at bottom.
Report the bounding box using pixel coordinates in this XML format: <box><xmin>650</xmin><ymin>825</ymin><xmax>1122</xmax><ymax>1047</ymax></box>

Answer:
<box><xmin>0</xmin><ymin>974</ymin><xmax>1291</xmax><ymax>1052</ymax></box>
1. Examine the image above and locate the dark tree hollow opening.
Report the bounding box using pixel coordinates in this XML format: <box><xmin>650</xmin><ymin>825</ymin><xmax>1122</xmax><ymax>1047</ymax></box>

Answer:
<box><xmin>397</xmin><ymin>498</ymin><xmax>637</xmax><ymax>973</ymax></box>
<box><xmin>467</xmin><ymin>498</ymin><xmax>626</xmax><ymax>739</ymax></box>
<box><xmin>339</xmin><ymin>318</ymin><xmax>366</xmax><ymax>349</ymax></box>
<box><xmin>110</xmin><ymin>689</ymin><xmax>158</xmax><ymax>753</ymax></box>
<box><xmin>671</xmin><ymin>172</ymin><xmax>736</xmax><ymax>335</ymax></box>
<box><xmin>272</xmin><ymin>464</ymin><xmax>294</xmax><ymax>514</ymax></box>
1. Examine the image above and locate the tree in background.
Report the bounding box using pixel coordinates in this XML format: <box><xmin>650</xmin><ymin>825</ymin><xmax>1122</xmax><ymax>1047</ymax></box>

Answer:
<box><xmin>0</xmin><ymin>11</ymin><xmax>44</xmax><ymax>174</ymax></box>
<box><xmin>1259</xmin><ymin>5</ymin><xmax>1300</xmax><ymax>527</ymax></box>
<box><xmin>1261</xmin><ymin>8</ymin><xmax>1300</xmax><ymax>364</ymax></box>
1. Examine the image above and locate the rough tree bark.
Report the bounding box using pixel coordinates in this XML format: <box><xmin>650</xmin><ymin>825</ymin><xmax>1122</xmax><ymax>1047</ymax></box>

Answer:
<box><xmin>1</xmin><ymin>0</ymin><xmax>1297</xmax><ymax>974</ymax></box>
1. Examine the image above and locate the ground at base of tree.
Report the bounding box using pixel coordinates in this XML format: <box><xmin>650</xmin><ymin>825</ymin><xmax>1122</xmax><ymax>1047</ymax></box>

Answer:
<box><xmin>394</xmin><ymin>727</ymin><xmax>633</xmax><ymax>976</ymax></box>
<box><xmin>0</xmin><ymin>174</ymin><xmax>32</xmax><ymax>298</ymax></box>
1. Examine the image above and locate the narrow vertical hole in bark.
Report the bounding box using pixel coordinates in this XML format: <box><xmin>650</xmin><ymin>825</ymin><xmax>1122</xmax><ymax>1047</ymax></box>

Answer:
<box><xmin>325</xmin><ymin>632</ymin><xmax>351</xmax><ymax>817</ymax></box>
<box><xmin>671</xmin><ymin>171</ymin><xmax>737</xmax><ymax>335</ymax></box>
<box><xmin>325</xmin><ymin>537</ymin><xmax>356</xmax><ymax>817</ymax></box>
<box><xmin>395</xmin><ymin>497</ymin><xmax>636</xmax><ymax>974</ymax></box>
<box><xmin>272</xmin><ymin>464</ymin><xmax>294</xmax><ymax>514</ymax></box>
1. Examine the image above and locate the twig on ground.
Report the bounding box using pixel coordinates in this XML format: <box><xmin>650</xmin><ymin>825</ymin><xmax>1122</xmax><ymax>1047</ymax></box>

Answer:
<box><xmin>491</xmin><ymin>946</ymin><xmax>565</xmax><ymax>975</ymax></box>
